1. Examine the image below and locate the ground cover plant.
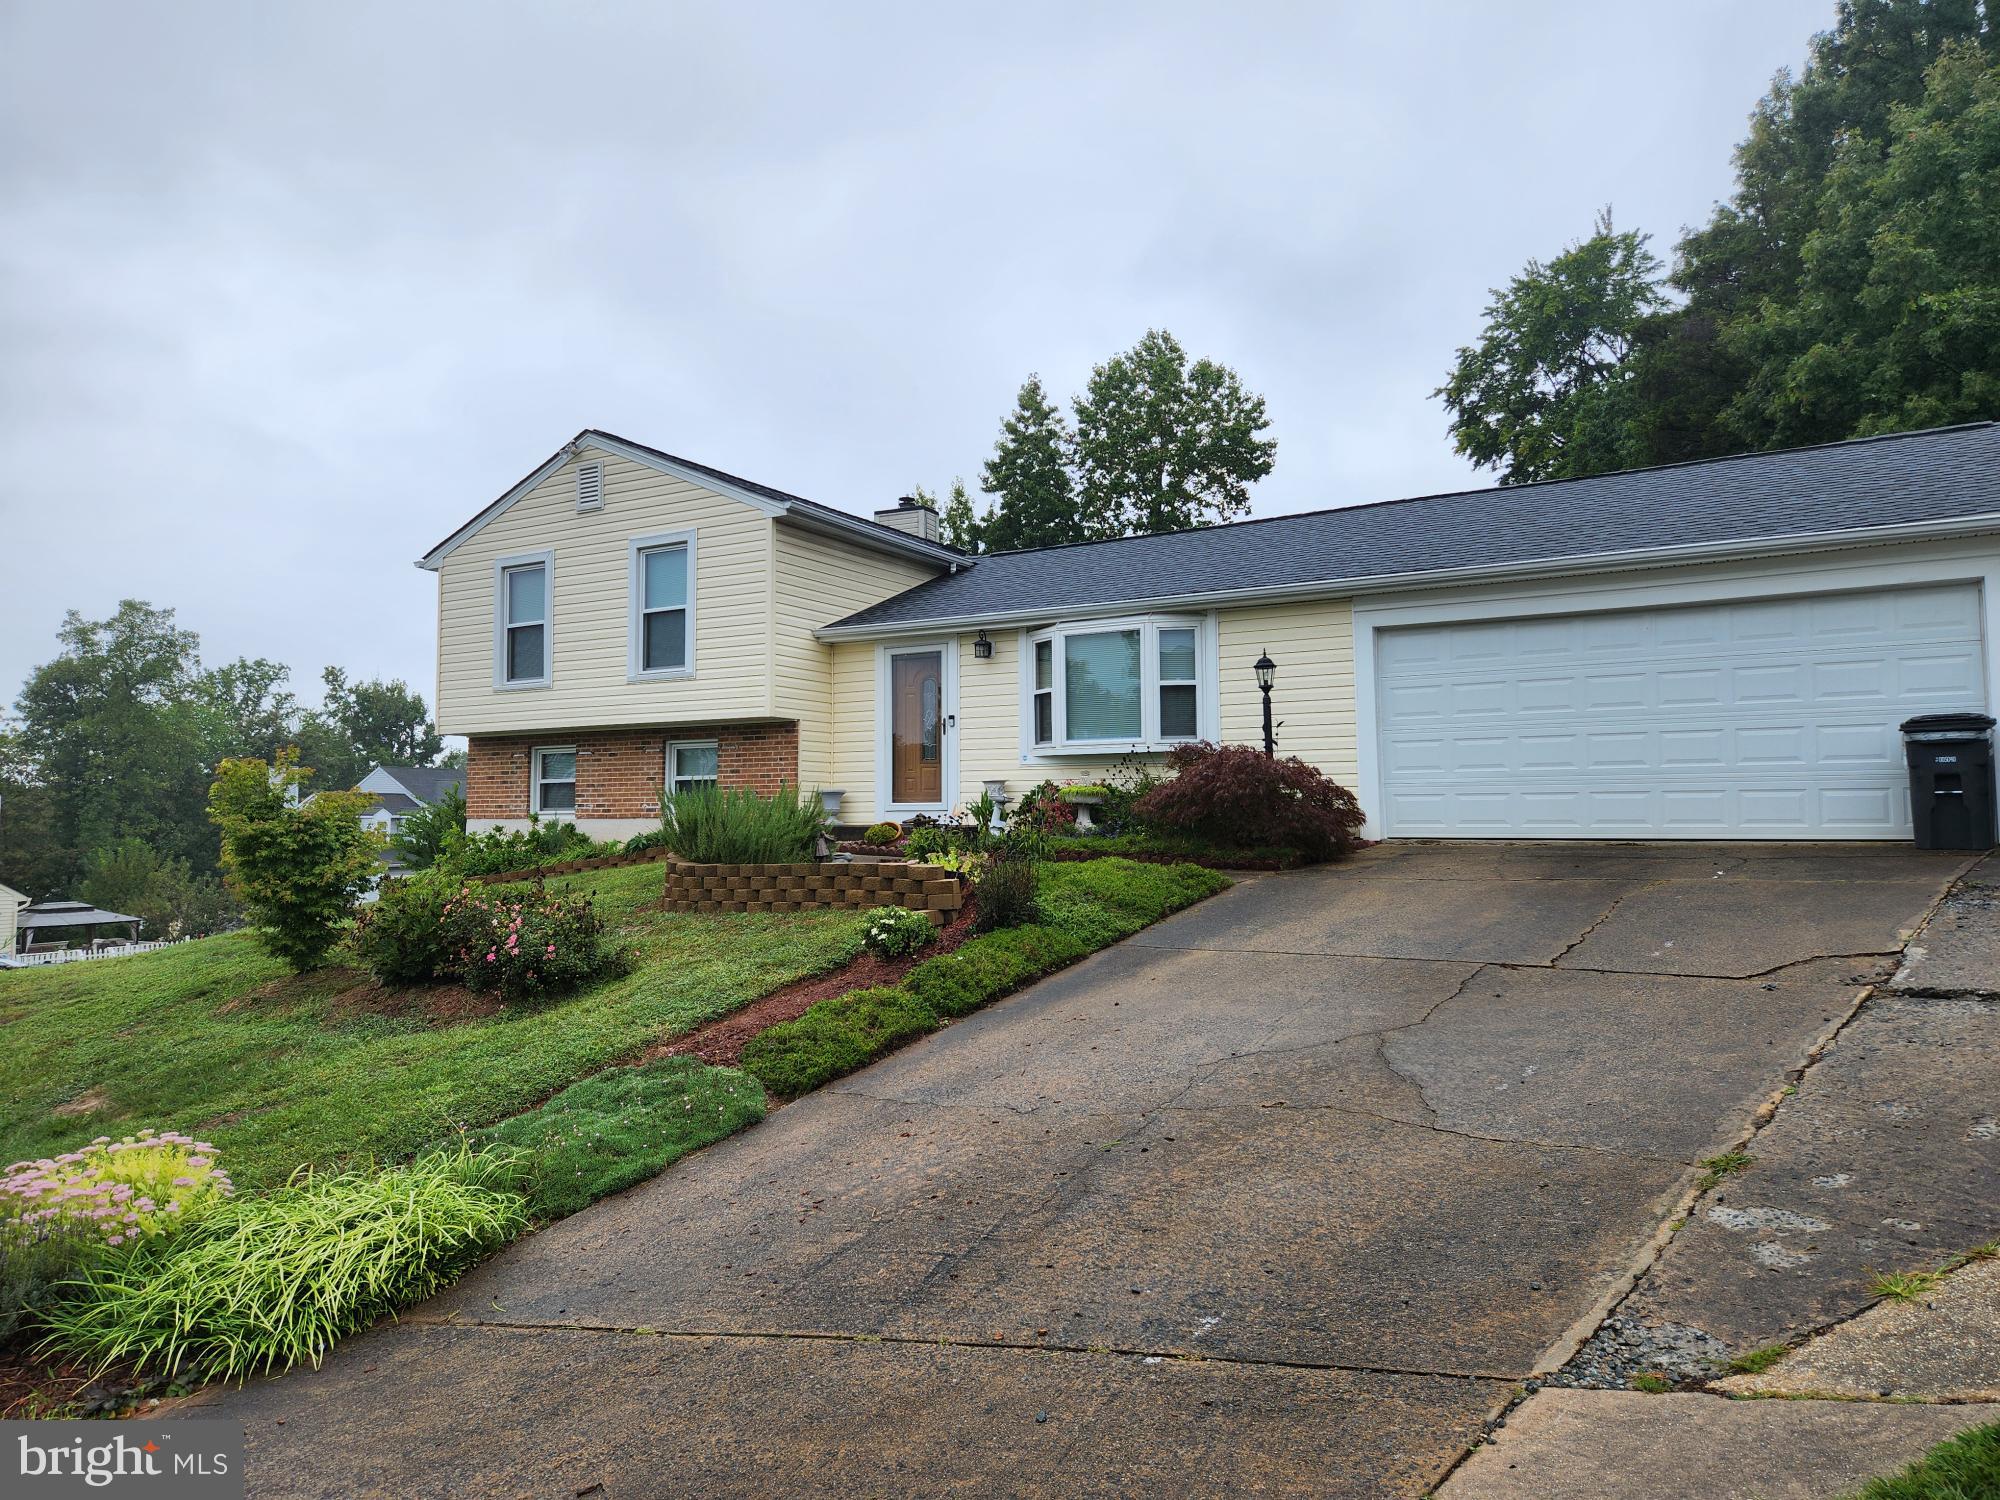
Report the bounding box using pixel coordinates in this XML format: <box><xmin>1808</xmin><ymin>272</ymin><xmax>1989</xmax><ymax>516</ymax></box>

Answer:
<box><xmin>741</xmin><ymin>858</ymin><xmax>1228</xmax><ymax>1096</ymax></box>
<box><xmin>37</xmin><ymin>1148</ymin><xmax>525</xmax><ymax>1382</ymax></box>
<box><xmin>659</xmin><ymin>785</ymin><xmax>828</xmax><ymax>864</ymax></box>
<box><xmin>862</xmin><ymin>905</ymin><xmax>935</xmax><ymax>960</ymax></box>
<box><xmin>0</xmin><ymin>862</ymin><xmax>870</xmax><ymax>1187</ymax></box>
<box><xmin>464</xmin><ymin>1057</ymin><xmax>765</xmax><ymax>1220</ymax></box>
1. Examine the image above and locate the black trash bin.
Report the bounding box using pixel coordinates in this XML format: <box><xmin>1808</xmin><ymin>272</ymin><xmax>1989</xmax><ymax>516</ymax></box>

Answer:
<box><xmin>1900</xmin><ymin>712</ymin><xmax>1997</xmax><ymax>850</ymax></box>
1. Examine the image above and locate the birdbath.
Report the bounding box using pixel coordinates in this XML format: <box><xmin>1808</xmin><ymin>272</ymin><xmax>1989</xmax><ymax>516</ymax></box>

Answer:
<box><xmin>1060</xmin><ymin>785</ymin><xmax>1108</xmax><ymax>832</ymax></box>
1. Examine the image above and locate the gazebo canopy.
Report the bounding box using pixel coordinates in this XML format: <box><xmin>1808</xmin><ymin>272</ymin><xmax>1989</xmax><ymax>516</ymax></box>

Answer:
<box><xmin>19</xmin><ymin>900</ymin><xmax>142</xmax><ymax>931</ymax></box>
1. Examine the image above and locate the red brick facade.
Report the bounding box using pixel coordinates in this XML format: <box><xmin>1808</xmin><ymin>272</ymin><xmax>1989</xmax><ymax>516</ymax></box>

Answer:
<box><xmin>466</xmin><ymin>723</ymin><xmax>800</xmax><ymax>822</ymax></box>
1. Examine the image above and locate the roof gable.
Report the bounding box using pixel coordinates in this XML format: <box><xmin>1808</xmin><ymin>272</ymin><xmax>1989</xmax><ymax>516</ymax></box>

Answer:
<box><xmin>417</xmin><ymin>430</ymin><xmax>963</xmax><ymax>572</ymax></box>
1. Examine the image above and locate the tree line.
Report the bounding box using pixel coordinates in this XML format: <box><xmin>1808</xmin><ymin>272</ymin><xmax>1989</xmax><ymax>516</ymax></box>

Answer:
<box><xmin>0</xmin><ymin>599</ymin><xmax>448</xmax><ymax>920</ymax></box>
<box><xmin>1439</xmin><ymin>0</ymin><xmax>2000</xmax><ymax>484</ymax></box>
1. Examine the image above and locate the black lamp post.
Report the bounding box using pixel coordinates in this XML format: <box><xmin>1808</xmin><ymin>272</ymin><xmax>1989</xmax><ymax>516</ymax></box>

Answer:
<box><xmin>1254</xmin><ymin>652</ymin><xmax>1277</xmax><ymax>757</ymax></box>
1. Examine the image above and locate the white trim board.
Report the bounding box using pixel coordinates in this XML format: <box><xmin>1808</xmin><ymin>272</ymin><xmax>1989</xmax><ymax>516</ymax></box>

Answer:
<box><xmin>1350</xmin><ymin>538</ymin><xmax>2000</xmax><ymax>841</ymax></box>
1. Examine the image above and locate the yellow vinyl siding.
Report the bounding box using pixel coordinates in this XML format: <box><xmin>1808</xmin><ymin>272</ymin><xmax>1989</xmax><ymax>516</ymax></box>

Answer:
<box><xmin>828</xmin><ymin>599</ymin><xmax>1360</xmax><ymax>823</ymax></box>
<box><xmin>773</xmin><ymin>528</ymin><xmax>938</xmax><ymax>788</ymax></box>
<box><xmin>1217</xmin><ymin>599</ymin><xmax>1358</xmax><ymax>782</ymax></box>
<box><xmin>435</xmin><ymin>452</ymin><xmax>774</xmax><ymax>736</ymax></box>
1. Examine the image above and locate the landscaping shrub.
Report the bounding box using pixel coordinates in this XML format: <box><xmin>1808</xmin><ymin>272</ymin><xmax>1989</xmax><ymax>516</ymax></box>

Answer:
<box><xmin>862</xmin><ymin>905</ymin><xmax>935</xmax><ymax>960</ymax></box>
<box><xmin>660</xmin><ymin>784</ymin><xmax>828</xmax><ymax>864</ymax></box>
<box><xmin>447</xmin><ymin>818</ymin><xmax>611</xmax><ymax>877</ymax></box>
<box><xmin>465</xmin><ymin>1058</ymin><xmax>764</xmax><ymax>1220</ymax></box>
<box><xmin>441</xmin><ymin>886</ymin><xmax>627</xmax><ymax>1005</ymax></box>
<box><xmin>1135</xmin><ymin>742</ymin><xmax>1365</xmax><ymax>862</ymax></box>
<box><xmin>1011</xmin><ymin>780</ymin><xmax>1080</xmax><ymax>836</ymax></box>
<box><xmin>1</xmin><ymin>1130</ymin><xmax>233</xmax><ymax>1340</ymax></box>
<box><xmin>972</xmin><ymin>843</ymin><xmax>1040</xmax><ymax>931</ymax></box>
<box><xmin>350</xmin><ymin>871</ymin><xmax>460</xmax><ymax>984</ymax></box>
<box><xmin>623</xmin><ymin>827</ymin><xmax>670</xmax><ymax>854</ymax></box>
<box><xmin>39</xmin><ymin>1147</ymin><xmax>525</xmax><ymax>1381</ymax></box>
<box><xmin>207</xmin><ymin>751</ymin><xmax>382</xmax><ymax>972</ymax></box>
<box><xmin>861</xmin><ymin>821</ymin><xmax>902</xmax><ymax>847</ymax></box>
<box><xmin>903</xmin><ymin>826</ymin><xmax>960</xmax><ymax>862</ymax></box>
<box><xmin>388</xmin><ymin>783</ymin><xmax>467</xmax><ymax>873</ymax></box>
<box><xmin>738</xmin><ymin>987</ymin><xmax>938</xmax><ymax>1097</ymax></box>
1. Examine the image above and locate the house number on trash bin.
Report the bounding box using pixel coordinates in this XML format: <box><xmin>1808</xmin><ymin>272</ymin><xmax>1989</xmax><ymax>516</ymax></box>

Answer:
<box><xmin>1938</xmin><ymin>755</ymin><xmax>1959</xmax><ymax>763</ymax></box>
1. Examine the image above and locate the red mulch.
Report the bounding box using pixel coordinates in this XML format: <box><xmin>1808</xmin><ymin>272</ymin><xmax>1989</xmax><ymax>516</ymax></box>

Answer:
<box><xmin>0</xmin><ymin>1346</ymin><xmax>116</xmax><ymax>1420</ymax></box>
<box><xmin>649</xmin><ymin>899</ymin><xmax>980</xmax><ymax>1068</ymax></box>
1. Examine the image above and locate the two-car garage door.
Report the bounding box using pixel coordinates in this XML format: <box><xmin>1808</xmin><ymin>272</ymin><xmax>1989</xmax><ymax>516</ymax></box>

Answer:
<box><xmin>1375</xmin><ymin>583</ymin><xmax>1986</xmax><ymax>839</ymax></box>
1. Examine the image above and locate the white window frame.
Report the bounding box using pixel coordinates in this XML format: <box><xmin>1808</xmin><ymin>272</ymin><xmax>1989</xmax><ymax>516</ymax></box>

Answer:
<box><xmin>627</xmin><ymin>530</ymin><xmax>697</xmax><ymax>682</ymax></box>
<box><xmin>1031</xmin><ymin>637</ymin><xmax>1055</xmax><ymax>747</ymax></box>
<box><xmin>1018</xmin><ymin>613</ymin><xmax>1218</xmax><ymax>756</ymax></box>
<box><xmin>665</xmin><ymin>738</ymin><xmax>720</xmax><ymax>795</ymax></box>
<box><xmin>875</xmin><ymin>639</ymin><xmax>959</xmax><ymax>817</ymax></box>
<box><xmin>531</xmin><ymin>745</ymin><xmax>577</xmax><ymax>820</ymax></box>
<box><xmin>492</xmin><ymin>549</ymin><xmax>554</xmax><ymax>691</ymax></box>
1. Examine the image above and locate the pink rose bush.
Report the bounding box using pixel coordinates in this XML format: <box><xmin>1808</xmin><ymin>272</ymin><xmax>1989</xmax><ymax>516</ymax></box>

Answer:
<box><xmin>352</xmin><ymin>875</ymin><xmax>625</xmax><ymax>1004</ymax></box>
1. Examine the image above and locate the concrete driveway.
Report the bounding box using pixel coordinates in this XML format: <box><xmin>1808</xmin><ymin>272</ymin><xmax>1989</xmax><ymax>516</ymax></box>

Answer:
<box><xmin>181</xmin><ymin>842</ymin><xmax>1968</xmax><ymax>1498</ymax></box>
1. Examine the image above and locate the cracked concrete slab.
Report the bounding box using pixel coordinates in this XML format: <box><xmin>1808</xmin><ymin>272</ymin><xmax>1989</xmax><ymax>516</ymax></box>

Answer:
<box><xmin>1618</xmin><ymin>992</ymin><xmax>2000</xmax><ymax>1359</ymax></box>
<box><xmin>1892</xmin><ymin>853</ymin><xmax>2000</xmax><ymax>995</ymax></box>
<box><xmin>1716</xmin><ymin>1255</ymin><xmax>2000</xmax><ymax>1401</ymax></box>
<box><xmin>1130</xmin><ymin>863</ymin><xmax>1644</xmax><ymax>964</ymax></box>
<box><xmin>1556</xmin><ymin>875</ymin><xmax>1941</xmax><ymax>976</ymax></box>
<box><xmin>1379</xmin><ymin>959</ymin><xmax>1880</xmax><ymax>1159</ymax></box>
<box><xmin>184</xmin><ymin>1324</ymin><xmax>1509</xmax><ymax>1499</ymax></box>
<box><xmin>1435</xmin><ymin>1389</ymin><xmax>2000</xmax><ymax>1500</ymax></box>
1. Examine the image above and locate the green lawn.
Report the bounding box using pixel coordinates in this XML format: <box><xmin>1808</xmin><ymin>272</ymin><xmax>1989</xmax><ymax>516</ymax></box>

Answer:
<box><xmin>1846</xmin><ymin>1419</ymin><xmax>2000</xmax><ymax>1499</ymax></box>
<box><xmin>0</xmin><ymin>863</ymin><xmax>868</xmax><ymax>1187</ymax></box>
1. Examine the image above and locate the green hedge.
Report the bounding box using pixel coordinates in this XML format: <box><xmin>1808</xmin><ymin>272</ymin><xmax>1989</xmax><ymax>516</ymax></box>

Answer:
<box><xmin>740</xmin><ymin>859</ymin><xmax>1228</xmax><ymax>1097</ymax></box>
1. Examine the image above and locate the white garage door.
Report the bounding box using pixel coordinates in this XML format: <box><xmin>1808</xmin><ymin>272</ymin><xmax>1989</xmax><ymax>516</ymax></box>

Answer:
<box><xmin>1376</xmin><ymin>583</ymin><xmax>1986</xmax><ymax>839</ymax></box>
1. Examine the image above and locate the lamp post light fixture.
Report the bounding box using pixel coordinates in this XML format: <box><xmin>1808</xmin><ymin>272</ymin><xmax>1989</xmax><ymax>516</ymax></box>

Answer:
<box><xmin>1254</xmin><ymin>651</ymin><xmax>1277</xmax><ymax>758</ymax></box>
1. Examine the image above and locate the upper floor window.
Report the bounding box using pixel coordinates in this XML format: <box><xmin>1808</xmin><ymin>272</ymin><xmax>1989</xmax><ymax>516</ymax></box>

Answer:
<box><xmin>494</xmin><ymin>551</ymin><xmax>553</xmax><ymax>689</ymax></box>
<box><xmin>628</xmin><ymin>531</ymin><xmax>696</xmax><ymax>680</ymax></box>
<box><xmin>1026</xmin><ymin>616</ymin><xmax>1210</xmax><ymax>753</ymax></box>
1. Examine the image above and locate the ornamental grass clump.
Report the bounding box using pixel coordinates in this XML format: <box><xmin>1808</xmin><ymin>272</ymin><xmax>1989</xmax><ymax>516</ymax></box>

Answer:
<box><xmin>38</xmin><ymin>1148</ymin><xmax>526</xmax><ymax>1382</ymax></box>
<box><xmin>659</xmin><ymin>784</ymin><xmax>828</xmax><ymax>864</ymax></box>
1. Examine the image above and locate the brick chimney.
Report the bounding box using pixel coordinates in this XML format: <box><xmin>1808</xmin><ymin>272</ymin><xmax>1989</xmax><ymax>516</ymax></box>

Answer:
<box><xmin>872</xmin><ymin>495</ymin><xmax>939</xmax><ymax>543</ymax></box>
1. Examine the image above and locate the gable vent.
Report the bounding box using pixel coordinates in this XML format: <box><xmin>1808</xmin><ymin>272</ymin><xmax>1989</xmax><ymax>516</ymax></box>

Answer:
<box><xmin>575</xmin><ymin>462</ymin><xmax>604</xmax><ymax>513</ymax></box>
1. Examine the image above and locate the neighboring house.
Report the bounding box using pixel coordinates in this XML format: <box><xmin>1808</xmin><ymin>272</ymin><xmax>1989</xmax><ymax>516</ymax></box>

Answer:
<box><xmin>0</xmin><ymin>882</ymin><xmax>30</xmax><ymax>954</ymax></box>
<box><xmin>353</xmin><ymin>765</ymin><xmax>467</xmax><ymax>843</ymax></box>
<box><xmin>422</xmin><ymin>422</ymin><xmax>2000</xmax><ymax>842</ymax></box>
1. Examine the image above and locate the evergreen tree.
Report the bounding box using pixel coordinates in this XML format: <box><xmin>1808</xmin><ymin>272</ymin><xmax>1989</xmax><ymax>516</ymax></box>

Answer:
<box><xmin>937</xmin><ymin>478</ymin><xmax>983</xmax><ymax>553</ymax></box>
<box><xmin>980</xmin><ymin>376</ymin><xmax>1090</xmax><ymax>551</ymax></box>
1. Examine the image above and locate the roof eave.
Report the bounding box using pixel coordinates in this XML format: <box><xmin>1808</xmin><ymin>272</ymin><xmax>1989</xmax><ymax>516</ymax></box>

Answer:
<box><xmin>813</xmin><ymin>511</ymin><xmax>2000</xmax><ymax>640</ymax></box>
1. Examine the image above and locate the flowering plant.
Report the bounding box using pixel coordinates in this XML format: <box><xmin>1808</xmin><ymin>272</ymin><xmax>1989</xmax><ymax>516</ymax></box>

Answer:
<box><xmin>440</xmin><ymin>886</ymin><xmax>626</xmax><ymax>1005</ymax></box>
<box><xmin>2</xmin><ymin>1129</ymin><xmax>233</xmax><ymax>1251</ymax></box>
<box><xmin>862</xmin><ymin>905</ymin><xmax>936</xmax><ymax>960</ymax></box>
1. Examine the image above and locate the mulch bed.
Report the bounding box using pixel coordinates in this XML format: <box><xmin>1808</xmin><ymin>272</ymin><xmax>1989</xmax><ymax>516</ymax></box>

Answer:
<box><xmin>649</xmin><ymin>899</ymin><xmax>980</xmax><ymax>1069</ymax></box>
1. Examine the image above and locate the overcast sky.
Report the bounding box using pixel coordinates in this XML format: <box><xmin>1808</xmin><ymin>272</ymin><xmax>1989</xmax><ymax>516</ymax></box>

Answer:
<box><xmin>0</xmin><ymin>0</ymin><xmax>1836</xmax><ymax>714</ymax></box>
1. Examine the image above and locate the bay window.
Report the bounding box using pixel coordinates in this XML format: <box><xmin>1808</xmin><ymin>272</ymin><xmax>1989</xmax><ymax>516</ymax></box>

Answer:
<box><xmin>1025</xmin><ymin>616</ymin><xmax>1210</xmax><ymax>752</ymax></box>
<box><xmin>628</xmin><ymin>531</ymin><xmax>696</xmax><ymax>680</ymax></box>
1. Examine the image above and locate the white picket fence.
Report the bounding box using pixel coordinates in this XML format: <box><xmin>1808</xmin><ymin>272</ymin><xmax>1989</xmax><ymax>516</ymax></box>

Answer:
<box><xmin>0</xmin><ymin>940</ymin><xmax>182</xmax><ymax>969</ymax></box>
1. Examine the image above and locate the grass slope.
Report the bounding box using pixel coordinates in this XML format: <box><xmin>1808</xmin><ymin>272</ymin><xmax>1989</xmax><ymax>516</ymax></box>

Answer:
<box><xmin>0</xmin><ymin>863</ymin><xmax>867</xmax><ymax>1186</ymax></box>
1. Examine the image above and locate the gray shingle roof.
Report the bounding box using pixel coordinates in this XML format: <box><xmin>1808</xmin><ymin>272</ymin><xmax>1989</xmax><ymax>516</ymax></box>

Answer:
<box><xmin>379</xmin><ymin>766</ymin><xmax>464</xmax><ymax>805</ymax></box>
<box><xmin>824</xmin><ymin>423</ymin><xmax>2000</xmax><ymax>633</ymax></box>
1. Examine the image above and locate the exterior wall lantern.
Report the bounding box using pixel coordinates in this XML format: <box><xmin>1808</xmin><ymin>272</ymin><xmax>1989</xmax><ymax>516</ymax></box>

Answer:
<box><xmin>972</xmin><ymin>630</ymin><xmax>994</xmax><ymax>660</ymax></box>
<box><xmin>1254</xmin><ymin>652</ymin><xmax>1278</xmax><ymax>758</ymax></box>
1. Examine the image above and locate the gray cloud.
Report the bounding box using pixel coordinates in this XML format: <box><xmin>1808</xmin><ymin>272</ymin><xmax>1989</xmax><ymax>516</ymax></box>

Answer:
<box><xmin>0</xmin><ymin>0</ymin><xmax>1834</xmax><ymax>708</ymax></box>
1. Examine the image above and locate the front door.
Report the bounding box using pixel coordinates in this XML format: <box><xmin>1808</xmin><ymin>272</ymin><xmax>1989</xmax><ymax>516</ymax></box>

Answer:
<box><xmin>890</xmin><ymin>649</ymin><xmax>945</xmax><ymax>806</ymax></box>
